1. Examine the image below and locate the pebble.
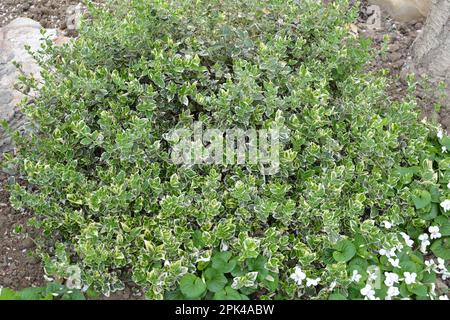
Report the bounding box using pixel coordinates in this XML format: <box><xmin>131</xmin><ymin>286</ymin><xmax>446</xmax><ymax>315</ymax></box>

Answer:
<box><xmin>19</xmin><ymin>237</ymin><xmax>35</xmax><ymax>250</ymax></box>
<box><xmin>389</xmin><ymin>52</ymin><xmax>403</xmax><ymax>62</ymax></box>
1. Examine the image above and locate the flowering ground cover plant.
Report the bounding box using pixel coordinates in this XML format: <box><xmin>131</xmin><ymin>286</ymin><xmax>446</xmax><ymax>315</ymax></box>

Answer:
<box><xmin>2</xmin><ymin>0</ymin><xmax>450</xmax><ymax>300</ymax></box>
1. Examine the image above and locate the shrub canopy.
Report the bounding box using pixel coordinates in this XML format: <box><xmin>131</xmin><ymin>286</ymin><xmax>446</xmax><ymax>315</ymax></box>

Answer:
<box><xmin>4</xmin><ymin>0</ymin><xmax>450</xmax><ymax>299</ymax></box>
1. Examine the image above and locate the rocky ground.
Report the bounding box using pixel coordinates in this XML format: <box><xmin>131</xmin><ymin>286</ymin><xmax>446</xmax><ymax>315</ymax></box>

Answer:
<box><xmin>0</xmin><ymin>0</ymin><xmax>449</xmax><ymax>298</ymax></box>
<box><xmin>0</xmin><ymin>0</ymin><xmax>81</xmax><ymax>29</ymax></box>
<box><xmin>0</xmin><ymin>172</ymin><xmax>44</xmax><ymax>290</ymax></box>
<box><xmin>358</xmin><ymin>2</ymin><xmax>450</xmax><ymax>131</ymax></box>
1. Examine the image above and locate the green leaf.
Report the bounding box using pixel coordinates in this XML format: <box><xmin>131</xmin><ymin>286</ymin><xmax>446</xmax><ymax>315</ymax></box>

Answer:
<box><xmin>440</xmin><ymin>136</ymin><xmax>450</xmax><ymax>150</ymax></box>
<box><xmin>430</xmin><ymin>238</ymin><xmax>450</xmax><ymax>260</ymax></box>
<box><xmin>212</xmin><ymin>252</ymin><xmax>237</xmax><ymax>273</ymax></box>
<box><xmin>412</xmin><ymin>190</ymin><xmax>431</xmax><ymax>210</ymax></box>
<box><xmin>422</xmin><ymin>271</ymin><xmax>436</xmax><ymax>284</ymax></box>
<box><xmin>261</xmin><ymin>272</ymin><xmax>279</xmax><ymax>292</ymax></box>
<box><xmin>332</xmin><ymin>240</ymin><xmax>356</xmax><ymax>263</ymax></box>
<box><xmin>400</xmin><ymin>260</ymin><xmax>418</xmax><ymax>273</ymax></box>
<box><xmin>419</xmin><ymin>203</ymin><xmax>439</xmax><ymax>221</ymax></box>
<box><xmin>179</xmin><ymin>274</ymin><xmax>207</xmax><ymax>299</ymax></box>
<box><xmin>0</xmin><ymin>288</ymin><xmax>18</xmax><ymax>300</ymax></box>
<box><xmin>407</xmin><ymin>284</ymin><xmax>428</xmax><ymax>297</ymax></box>
<box><xmin>204</xmin><ymin>268</ymin><xmax>228</xmax><ymax>293</ymax></box>
<box><xmin>16</xmin><ymin>287</ymin><xmax>44</xmax><ymax>300</ymax></box>
<box><xmin>399</xmin><ymin>282</ymin><xmax>411</xmax><ymax>298</ymax></box>
<box><xmin>434</xmin><ymin>216</ymin><xmax>450</xmax><ymax>236</ymax></box>
<box><xmin>165</xmin><ymin>290</ymin><xmax>185</xmax><ymax>300</ymax></box>
<box><xmin>213</xmin><ymin>286</ymin><xmax>243</xmax><ymax>300</ymax></box>
<box><xmin>150</xmin><ymin>72</ymin><xmax>165</xmax><ymax>88</ymax></box>
<box><xmin>80</xmin><ymin>137</ymin><xmax>92</xmax><ymax>146</ymax></box>
<box><xmin>328</xmin><ymin>293</ymin><xmax>347</xmax><ymax>300</ymax></box>
<box><xmin>62</xmin><ymin>290</ymin><xmax>86</xmax><ymax>300</ymax></box>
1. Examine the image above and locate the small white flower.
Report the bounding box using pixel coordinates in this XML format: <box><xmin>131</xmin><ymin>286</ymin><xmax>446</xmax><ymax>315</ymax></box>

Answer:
<box><xmin>419</xmin><ymin>233</ymin><xmax>429</xmax><ymax>242</ymax></box>
<box><xmin>425</xmin><ymin>259</ymin><xmax>435</xmax><ymax>270</ymax></box>
<box><xmin>379</xmin><ymin>248</ymin><xmax>396</xmax><ymax>258</ymax></box>
<box><xmin>442</xmin><ymin>272</ymin><xmax>450</xmax><ymax>281</ymax></box>
<box><xmin>396</xmin><ymin>244</ymin><xmax>404</xmax><ymax>251</ymax></box>
<box><xmin>420</xmin><ymin>243</ymin><xmax>429</xmax><ymax>254</ymax></box>
<box><xmin>430</xmin><ymin>283</ymin><xmax>436</xmax><ymax>297</ymax></box>
<box><xmin>403</xmin><ymin>272</ymin><xmax>417</xmax><ymax>285</ymax></box>
<box><xmin>400</xmin><ymin>232</ymin><xmax>414</xmax><ymax>247</ymax></box>
<box><xmin>382</xmin><ymin>221</ymin><xmax>393</xmax><ymax>229</ymax></box>
<box><xmin>220</xmin><ymin>241</ymin><xmax>229</xmax><ymax>252</ymax></box>
<box><xmin>437</xmin><ymin>258</ymin><xmax>447</xmax><ymax>271</ymax></box>
<box><xmin>367</xmin><ymin>268</ymin><xmax>379</xmax><ymax>282</ymax></box>
<box><xmin>384</xmin><ymin>272</ymin><xmax>400</xmax><ymax>287</ymax></box>
<box><xmin>437</xmin><ymin>129</ymin><xmax>444</xmax><ymax>140</ymax></box>
<box><xmin>290</xmin><ymin>266</ymin><xmax>306</xmax><ymax>285</ymax></box>
<box><xmin>389</xmin><ymin>258</ymin><xmax>400</xmax><ymax>268</ymax></box>
<box><xmin>360</xmin><ymin>284</ymin><xmax>376</xmax><ymax>300</ymax></box>
<box><xmin>429</xmin><ymin>226</ymin><xmax>442</xmax><ymax>240</ymax></box>
<box><xmin>306</xmin><ymin>277</ymin><xmax>321</xmax><ymax>287</ymax></box>
<box><xmin>441</xmin><ymin>200</ymin><xmax>450</xmax><ymax>212</ymax></box>
<box><xmin>418</xmin><ymin>233</ymin><xmax>431</xmax><ymax>253</ymax></box>
<box><xmin>351</xmin><ymin>270</ymin><xmax>362</xmax><ymax>283</ymax></box>
<box><xmin>447</xmin><ymin>181</ymin><xmax>450</xmax><ymax>189</ymax></box>
<box><xmin>439</xmin><ymin>295</ymin><xmax>449</xmax><ymax>300</ymax></box>
<box><xmin>386</xmin><ymin>286</ymin><xmax>400</xmax><ymax>299</ymax></box>
<box><xmin>443</xmin><ymin>146</ymin><xmax>448</xmax><ymax>153</ymax></box>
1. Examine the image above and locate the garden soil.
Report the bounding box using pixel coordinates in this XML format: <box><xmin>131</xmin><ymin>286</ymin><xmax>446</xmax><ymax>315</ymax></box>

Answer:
<box><xmin>0</xmin><ymin>0</ymin><xmax>81</xmax><ymax>28</ymax></box>
<box><xmin>0</xmin><ymin>172</ymin><xmax>45</xmax><ymax>290</ymax></box>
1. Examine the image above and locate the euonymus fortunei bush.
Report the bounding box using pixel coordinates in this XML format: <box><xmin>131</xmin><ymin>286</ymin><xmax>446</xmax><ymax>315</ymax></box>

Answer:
<box><xmin>2</xmin><ymin>0</ymin><xmax>450</xmax><ymax>299</ymax></box>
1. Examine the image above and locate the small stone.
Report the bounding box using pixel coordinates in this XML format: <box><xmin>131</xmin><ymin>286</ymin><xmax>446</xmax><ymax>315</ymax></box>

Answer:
<box><xmin>389</xmin><ymin>52</ymin><xmax>402</xmax><ymax>62</ymax></box>
<box><xmin>389</xmin><ymin>43</ymin><xmax>401</xmax><ymax>52</ymax></box>
<box><xmin>19</xmin><ymin>238</ymin><xmax>35</xmax><ymax>250</ymax></box>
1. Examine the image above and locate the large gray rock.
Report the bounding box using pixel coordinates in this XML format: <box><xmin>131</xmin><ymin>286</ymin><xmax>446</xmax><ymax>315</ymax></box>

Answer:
<box><xmin>0</xmin><ymin>18</ymin><xmax>56</xmax><ymax>154</ymax></box>
<box><xmin>368</xmin><ymin>0</ymin><xmax>431</xmax><ymax>21</ymax></box>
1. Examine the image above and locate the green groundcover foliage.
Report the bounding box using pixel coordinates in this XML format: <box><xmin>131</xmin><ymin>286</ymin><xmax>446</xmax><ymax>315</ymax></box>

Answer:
<box><xmin>0</xmin><ymin>284</ymin><xmax>87</xmax><ymax>300</ymax></box>
<box><xmin>2</xmin><ymin>0</ymin><xmax>450</xmax><ymax>300</ymax></box>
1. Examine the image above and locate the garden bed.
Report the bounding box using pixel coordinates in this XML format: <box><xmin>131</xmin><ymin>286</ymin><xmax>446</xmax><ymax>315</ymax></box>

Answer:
<box><xmin>0</xmin><ymin>172</ymin><xmax>44</xmax><ymax>290</ymax></box>
<box><xmin>0</xmin><ymin>0</ymin><xmax>449</xmax><ymax>300</ymax></box>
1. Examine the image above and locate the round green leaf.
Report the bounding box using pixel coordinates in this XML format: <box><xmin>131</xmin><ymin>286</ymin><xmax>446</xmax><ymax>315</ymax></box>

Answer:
<box><xmin>204</xmin><ymin>268</ymin><xmax>228</xmax><ymax>293</ymax></box>
<box><xmin>434</xmin><ymin>216</ymin><xmax>450</xmax><ymax>236</ymax></box>
<box><xmin>430</xmin><ymin>238</ymin><xmax>450</xmax><ymax>260</ymax></box>
<box><xmin>332</xmin><ymin>240</ymin><xmax>356</xmax><ymax>263</ymax></box>
<box><xmin>412</xmin><ymin>190</ymin><xmax>431</xmax><ymax>209</ymax></box>
<box><xmin>212</xmin><ymin>252</ymin><xmax>237</xmax><ymax>273</ymax></box>
<box><xmin>213</xmin><ymin>286</ymin><xmax>243</xmax><ymax>300</ymax></box>
<box><xmin>328</xmin><ymin>292</ymin><xmax>347</xmax><ymax>300</ymax></box>
<box><xmin>407</xmin><ymin>284</ymin><xmax>428</xmax><ymax>297</ymax></box>
<box><xmin>179</xmin><ymin>274</ymin><xmax>207</xmax><ymax>299</ymax></box>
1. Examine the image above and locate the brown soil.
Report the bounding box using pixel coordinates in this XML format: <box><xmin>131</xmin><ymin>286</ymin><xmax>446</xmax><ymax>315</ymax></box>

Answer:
<box><xmin>0</xmin><ymin>169</ymin><xmax>144</xmax><ymax>299</ymax></box>
<box><xmin>357</xmin><ymin>1</ymin><xmax>450</xmax><ymax>131</ymax></box>
<box><xmin>0</xmin><ymin>0</ymin><xmax>82</xmax><ymax>28</ymax></box>
<box><xmin>0</xmin><ymin>172</ymin><xmax>45</xmax><ymax>289</ymax></box>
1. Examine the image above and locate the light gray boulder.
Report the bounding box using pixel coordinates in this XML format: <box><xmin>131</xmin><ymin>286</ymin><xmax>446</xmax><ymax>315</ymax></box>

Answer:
<box><xmin>0</xmin><ymin>18</ymin><xmax>56</xmax><ymax>154</ymax></box>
